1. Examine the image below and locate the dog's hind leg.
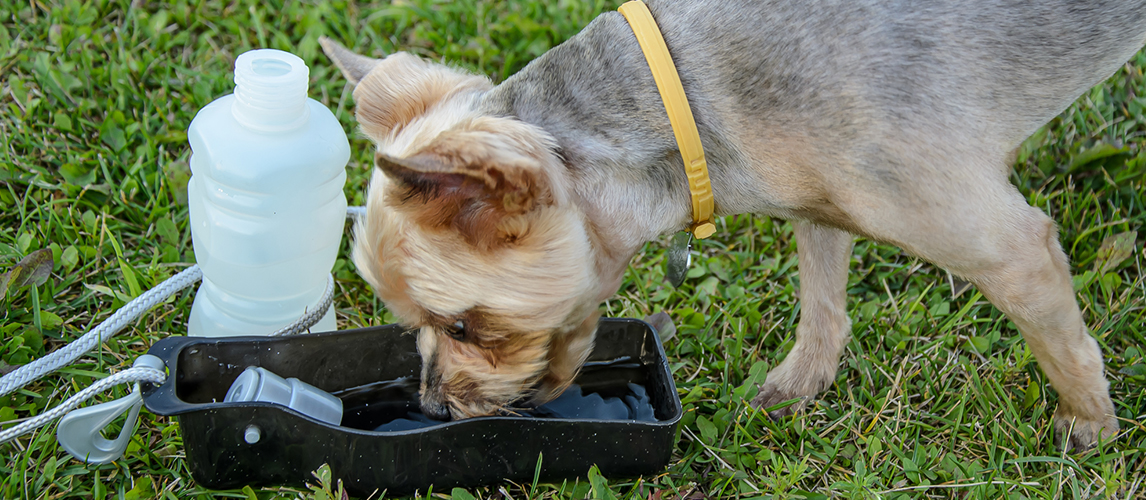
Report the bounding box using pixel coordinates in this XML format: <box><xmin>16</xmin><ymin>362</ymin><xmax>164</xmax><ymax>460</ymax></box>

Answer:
<box><xmin>752</xmin><ymin>221</ymin><xmax>853</xmax><ymax>418</ymax></box>
<box><xmin>963</xmin><ymin>212</ymin><xmax>1115</xmax><ymax>450</ymax></box>
<box><xmin>873</xmin><ymin>181</ymin><xmax>1117</xmax><ymax>450</ymax></box>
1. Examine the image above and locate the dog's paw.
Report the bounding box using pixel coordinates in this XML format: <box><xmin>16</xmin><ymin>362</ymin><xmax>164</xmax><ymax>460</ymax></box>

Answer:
<box><xmin>751</xmin><ymin>362</ymin><xmax>834</xmax><ymax>419</ymax></box>
<box><xmin>1055</xmin><ymin>413</ymin><xmax>1118</xmax><ymax>452</ymax></box>
<box><xmin>750</xmin><ymin>383</ymin><xmax>812</xmax><ymax>420</ymax></box>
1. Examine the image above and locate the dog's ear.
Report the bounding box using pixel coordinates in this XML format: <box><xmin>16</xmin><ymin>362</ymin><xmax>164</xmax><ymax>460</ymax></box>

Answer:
<box><xmin>337</xmin><ymin>50</ymin><xmax>492</xmax><ymax>143</ymax></box>
<box><xmin>377</xmin><ymin>117</ymin><xmax>562</xmax><ymax>249</ymax></box>
<box><xmin>533</xmin><ymin>310</ymin><xmax>599</xmax><ymax>405</ymax></box>
<box><xmin>319</xmin><ymin>36</ymin><xmax>492</xmax><ymax>142</ymax></box>
<box><xmin>319</xmin><ymin>36</ymin><xmax>380</xmax><ymax>86</ymax></box>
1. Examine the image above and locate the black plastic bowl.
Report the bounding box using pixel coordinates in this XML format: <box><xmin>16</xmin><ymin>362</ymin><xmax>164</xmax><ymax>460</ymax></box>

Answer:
<box><xmin>141</xmin><ymin>318</ymin><xmax>682</xmax><ymax>496</ymax></box>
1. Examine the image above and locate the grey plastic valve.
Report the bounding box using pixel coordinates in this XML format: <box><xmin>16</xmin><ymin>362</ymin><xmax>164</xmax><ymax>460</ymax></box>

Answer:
<box><xmin>224</xmin><ymin>366</ymin><xmax>342</xmax><ymax>425</ymax></box>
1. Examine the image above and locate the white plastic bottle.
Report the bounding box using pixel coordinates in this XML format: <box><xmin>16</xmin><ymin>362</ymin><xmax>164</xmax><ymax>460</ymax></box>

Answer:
<box><xmin>186</xmin><ymin>49</ymin><xmax>349</xmax><ymax>337</ymax></box>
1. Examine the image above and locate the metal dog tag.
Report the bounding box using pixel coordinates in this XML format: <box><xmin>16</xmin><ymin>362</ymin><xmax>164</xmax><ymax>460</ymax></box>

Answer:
<box><xmin>665</xmin><ymin>231</ymin><xmax>693</xmax><ymax>288</ymax></box>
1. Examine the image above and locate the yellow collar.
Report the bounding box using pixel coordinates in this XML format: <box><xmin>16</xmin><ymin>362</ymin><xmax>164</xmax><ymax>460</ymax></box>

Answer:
<box><xmin>619</xmin><ymin>0</ymin><xmax>716</xmax><ymax>239</ymax></box>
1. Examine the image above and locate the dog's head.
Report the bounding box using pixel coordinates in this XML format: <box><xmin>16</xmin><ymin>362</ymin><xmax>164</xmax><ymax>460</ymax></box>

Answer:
<box><xmin>321</xmin><ymin>38</ymin><xmax>604</xmax><ymax>420</ymax></box>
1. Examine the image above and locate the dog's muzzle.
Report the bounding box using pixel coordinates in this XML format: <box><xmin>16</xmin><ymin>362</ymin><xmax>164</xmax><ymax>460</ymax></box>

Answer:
<box><xmin>420</xmin><ymin>398</ymin><xmax>452</xmax><ymax>421</ymax></box>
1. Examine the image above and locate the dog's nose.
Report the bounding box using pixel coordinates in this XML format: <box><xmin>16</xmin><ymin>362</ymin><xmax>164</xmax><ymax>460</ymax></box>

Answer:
<box><xmin>421</xmin><ymin>400</ymin><xmax>451</xmax><ymax>421</ymax></box>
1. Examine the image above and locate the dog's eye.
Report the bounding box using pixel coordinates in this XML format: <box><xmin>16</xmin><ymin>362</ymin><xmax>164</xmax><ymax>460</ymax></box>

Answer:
<box><xmin>445</xmin><ymin>320</ymin><xmax>466</xmax><ymax>341</ymax></box>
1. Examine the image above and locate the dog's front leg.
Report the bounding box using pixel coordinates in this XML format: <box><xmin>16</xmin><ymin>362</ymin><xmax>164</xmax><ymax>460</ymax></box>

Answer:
<box><xmin>752</xmin><ymin>221</ymin><xmax>853</xmax><ymax>418</ymax></box>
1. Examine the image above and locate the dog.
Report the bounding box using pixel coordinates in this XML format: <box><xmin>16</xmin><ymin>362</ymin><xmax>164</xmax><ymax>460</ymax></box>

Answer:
<box><xmin>319</xmin><ymin>0</ymin><xmax>1146</xmax><ymax>450</ymax></box>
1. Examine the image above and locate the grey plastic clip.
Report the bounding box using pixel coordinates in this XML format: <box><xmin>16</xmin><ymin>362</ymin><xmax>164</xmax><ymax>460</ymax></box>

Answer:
<box><xmin>56</xmin><ymin>385</ymin><xmax>144</xmax><ymax>464</ymax></box>
<box><xmin>56</xmin><ymin>354</ymin><xmax>165</xmax><ymax>464</ymax></box>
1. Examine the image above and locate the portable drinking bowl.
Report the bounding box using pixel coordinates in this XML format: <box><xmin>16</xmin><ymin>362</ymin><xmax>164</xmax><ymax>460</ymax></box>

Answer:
<box><xmin>141</xmin><ymin>318</ymin><xmax>682</xmax><ymax>495</ymax></box>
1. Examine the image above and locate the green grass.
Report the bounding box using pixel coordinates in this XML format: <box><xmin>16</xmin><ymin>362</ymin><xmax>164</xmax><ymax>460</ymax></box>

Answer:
<box><xmin>2</xmin><ymin>0</ymin><xmax>1144</xmax><ymax>498</ymax></box>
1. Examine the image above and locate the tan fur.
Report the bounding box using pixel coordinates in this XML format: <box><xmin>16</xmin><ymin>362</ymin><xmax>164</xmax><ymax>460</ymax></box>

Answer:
<box><xmin>353</xmin><ymin>174</ymin><xmax>601</xmax><ymax>417</ymax></box>
<box><xmin>353</xmin><ymin>52</ymin><xmax>493</xmax><ymax>148</ymax></box>
<box><xmin>375</xmin><ymin>116</ymin><xmax>566</xmax><ymax>250</ymax></box>
<box><xmin>752</xmin><ymin>221</ymin><xmax>853</xmax><ymax>416</ymax></box>
<box><xmin>349</xmin><ymin>75</ymin><xmax>602</xmax><ymax>417</ymax></box>
<box><xmin>536</xmin><ymin>309</ymin><xmax>601</xmax><ymax>403</ymax></box>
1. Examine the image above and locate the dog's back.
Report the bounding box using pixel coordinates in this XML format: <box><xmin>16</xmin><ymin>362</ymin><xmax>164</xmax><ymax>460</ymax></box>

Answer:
<box><xmin>493</xmin><ymin>0</ymin><xmax>1146</xmax><ymax>219</ymax></box>
<box><xmin>661</xmin><ymin>0</ymin><xmax>1146</xmax><ymax>153</ymax></box>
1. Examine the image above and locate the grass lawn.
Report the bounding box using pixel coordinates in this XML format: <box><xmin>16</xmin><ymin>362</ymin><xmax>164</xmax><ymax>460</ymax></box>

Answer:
<box><xmin>2</xmin><ymin>0</ymin><xmax>1145</xmax><ymax>498</ymax></box>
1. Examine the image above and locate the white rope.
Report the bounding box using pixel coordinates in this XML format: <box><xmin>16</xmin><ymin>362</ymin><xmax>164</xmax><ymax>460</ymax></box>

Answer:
<box><xmin>0</xmin><ymin>366</ymin><xmax>165</xmax><ymax>444</ymax></box>
<box><xmin>0</xmin><ymin>205</ymin><xmax>365</xmax><ymax>398</ymax></box>
<box><xmin>270</xmin><ymin>274</ymin><xmax>336</xmax><ymax>337</ymax></box>
<box><xmin>345</xmin><ymin>205</ymin><xmax>366</xmax><ymax>219</ymax></box>
<box><xmin>0</xmin><ymin>265</ymin><xmax>204</xmax><ymax>398</ymax></box>
<box><xmin>0</xmin><ymin>275</ymin><xmax>335</xmax><ymax>445</ymax></box>
<box><xmin>0</xmin><ymin>206</ymin><xmax>364</xmax><ymax>447</ymax></box>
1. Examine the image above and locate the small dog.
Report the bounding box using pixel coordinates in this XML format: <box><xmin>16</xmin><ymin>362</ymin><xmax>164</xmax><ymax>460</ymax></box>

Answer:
<box><xmin>321</xmin><ymin>0</ymin><xmax>1146</xmax><ymax>450</ymax></box>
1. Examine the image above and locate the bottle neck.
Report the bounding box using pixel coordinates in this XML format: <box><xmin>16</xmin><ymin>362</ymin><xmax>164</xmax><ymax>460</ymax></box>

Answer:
<box><xmin>231</xmin><ymin>49</ymin><xmax>310</xmax><ymax>132</ymax></box>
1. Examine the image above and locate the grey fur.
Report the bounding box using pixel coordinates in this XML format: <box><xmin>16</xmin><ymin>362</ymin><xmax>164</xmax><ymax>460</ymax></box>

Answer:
<box><xmin>483</xmin><ymin>0</ymin><xmax>1146</xmax><ymax>233</ymax></box>
<box><xmin>326</xmin><ymin>0</ymin><xmax>1146</xmax><ymax>449</ymax></box>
